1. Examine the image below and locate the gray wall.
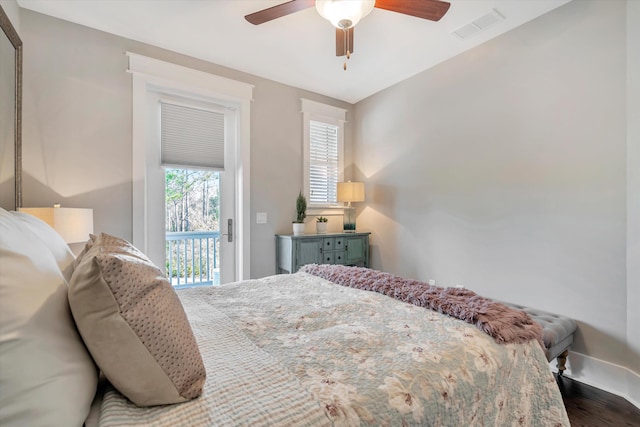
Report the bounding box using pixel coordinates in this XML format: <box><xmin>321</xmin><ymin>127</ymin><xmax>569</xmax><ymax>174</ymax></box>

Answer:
<box><xmin>353</xmin><ymin>0</ymin><xmax>635</xmax><ymax>373</ymax></box>
<box><xmin>20</xmin><ymin>9</ymin><xmax>352</xmax><ymax>279</ymax></box>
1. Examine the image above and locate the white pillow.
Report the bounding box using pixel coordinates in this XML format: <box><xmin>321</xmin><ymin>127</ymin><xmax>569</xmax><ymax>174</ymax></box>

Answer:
<box><xmin>0</xmin><ymin>208</ymin><xmax>98</xmax><ymax>427</ymax></box>
<box><xmin>11</xmin><ymin>210</ymin><xmax>76</xmax><ymax>282</ymax></box>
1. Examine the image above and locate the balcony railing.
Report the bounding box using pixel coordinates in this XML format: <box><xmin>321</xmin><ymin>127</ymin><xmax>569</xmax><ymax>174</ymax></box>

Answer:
<box><xmin>166</xmin><ymin>231</ymin><xmax>220</xmax><ymax>288</ymax></box>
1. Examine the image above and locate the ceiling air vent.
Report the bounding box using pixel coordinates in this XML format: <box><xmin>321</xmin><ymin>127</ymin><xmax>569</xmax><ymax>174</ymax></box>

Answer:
<box><xmin>452</xmin><ymin>9</ymin><xmax>505</xmax><ymax>40</ymax></box>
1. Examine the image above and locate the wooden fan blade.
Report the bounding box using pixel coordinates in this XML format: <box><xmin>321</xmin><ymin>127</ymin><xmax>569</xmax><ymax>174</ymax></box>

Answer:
<box><xmin>336</xmin><ymin>27</ymin><xmax>354</xmax><ymax>56</ymax></box>
<box><xmin>375</xmin><ymin>0</ymin><xmax>451</xmax><ymax>22</ymax></box>
<box><xmin>245</xmin><ymin>0</ymin><xmax>315</xmax><ymax>25</ymax></box>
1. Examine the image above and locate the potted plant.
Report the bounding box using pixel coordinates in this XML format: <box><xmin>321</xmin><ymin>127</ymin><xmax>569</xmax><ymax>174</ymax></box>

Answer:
<box><xmin>292</xmin><ymin>191</ymin><xmax>307</xmax><ymax>235</ymax></box>
<box><xmin>316</xmin><ymin>216</ymin><xmax>328</xmax><ymax>234</ymax></box>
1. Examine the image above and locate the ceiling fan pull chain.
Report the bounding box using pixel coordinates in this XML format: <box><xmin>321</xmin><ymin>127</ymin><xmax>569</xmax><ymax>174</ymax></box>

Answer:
<box><xmin>343</xmin><ymin>27</ymin><xmax>348</xmax><ymax>70</ymax></box>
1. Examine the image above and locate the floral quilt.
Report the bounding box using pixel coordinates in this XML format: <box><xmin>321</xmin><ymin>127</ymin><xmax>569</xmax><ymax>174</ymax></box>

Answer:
<box><xmin>97</xmin><ymin>272</ymin><xmax>569</xmax><ymax>426</ymax></box>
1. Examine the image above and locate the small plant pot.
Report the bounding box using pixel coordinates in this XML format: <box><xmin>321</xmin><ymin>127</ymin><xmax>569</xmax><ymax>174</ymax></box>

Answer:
<box><xmin>316</xmin><ymin>222</ymin><xmax>328</xmax><ymax>234</ymax></box>
<box><xmin>292</xmin><ymin>222</ymin><xmax>305</xmax><ymax>235</ymax></box>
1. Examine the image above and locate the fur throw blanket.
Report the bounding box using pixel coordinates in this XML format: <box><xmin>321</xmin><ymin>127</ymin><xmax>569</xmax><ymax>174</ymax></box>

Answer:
<box><xmin>300</xmin><ymin>264</ymin><xmax>543</xmax><ymax>347</ymax></box>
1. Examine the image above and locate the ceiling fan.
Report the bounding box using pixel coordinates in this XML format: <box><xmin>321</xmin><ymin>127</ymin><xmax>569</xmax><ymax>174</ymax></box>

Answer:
<box><xmin>245</xmin><ymin>0</ymin><xmax>451</xmax><ymax>69</ymax></box>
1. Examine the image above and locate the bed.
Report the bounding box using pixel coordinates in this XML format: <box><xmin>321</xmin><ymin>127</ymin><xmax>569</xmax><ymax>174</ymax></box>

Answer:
<box><xmin>0</xmin><ymin>208</ymin><xmax>570</xmax><ymax>427</ymax></box>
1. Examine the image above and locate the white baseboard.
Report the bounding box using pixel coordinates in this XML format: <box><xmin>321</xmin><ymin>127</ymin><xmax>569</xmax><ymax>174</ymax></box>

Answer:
<box><xmin>550</xmin><ymin>351</ymin><xmax>640</xmax><ymax>409</ymax></box>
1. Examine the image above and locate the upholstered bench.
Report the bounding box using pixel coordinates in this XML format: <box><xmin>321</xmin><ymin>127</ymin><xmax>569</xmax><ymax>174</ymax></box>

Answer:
<box><xmin>501</xmin><ymin>302</ymin><xmax>577</xmax><ymax>375</ymax></box>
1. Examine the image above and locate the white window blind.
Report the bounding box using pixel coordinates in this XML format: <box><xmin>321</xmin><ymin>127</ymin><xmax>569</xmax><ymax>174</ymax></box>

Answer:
<box><xmin>161</xmin><ymin>101</ymin><xmax>225</xmax><ymax>170</ymax></box>
<box><xmin>309</xmin><ymin>120</ymin><xmax>339</xmax><ymax>205</ymax></box>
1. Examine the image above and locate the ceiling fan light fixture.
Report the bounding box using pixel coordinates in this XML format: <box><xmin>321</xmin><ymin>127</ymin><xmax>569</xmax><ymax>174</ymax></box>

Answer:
<box><xmin>315</xmin><ymin>0</ymin><xmax>375</xmax><ymax>29</ymax></box>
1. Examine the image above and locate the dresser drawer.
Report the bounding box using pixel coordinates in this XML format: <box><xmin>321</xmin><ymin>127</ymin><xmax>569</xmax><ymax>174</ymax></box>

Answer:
<box><xmin>334</xmin><ymin>237</ymin><xmax>345</xmax><ymax>250</ymax></box>
<box><xmin>322</xmin><ymin>238</ymin><xmax>335</xmax><ymax>250</ymax></box>
<box><xmin>334</xmin><ymin>251</ymin><xmax>346</xmax><ymax>265</ymax></box>
<box><xmin>322</xmin><ymin>252</ymin><xmax>334</xmax><ymax>264</ymax></box>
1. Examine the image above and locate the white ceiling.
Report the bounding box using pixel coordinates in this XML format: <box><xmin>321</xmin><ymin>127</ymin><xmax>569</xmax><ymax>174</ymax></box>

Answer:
<box><xmin>17</xmin><ymin>0</ymin><xmax>572</xmax><ymax>103</ymax></box>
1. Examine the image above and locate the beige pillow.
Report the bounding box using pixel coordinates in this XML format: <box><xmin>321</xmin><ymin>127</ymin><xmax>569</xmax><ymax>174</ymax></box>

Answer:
<box><xmin>68</xmin><ymin>233</ymin><xmax>206</xmax><ymax>406</ymax></box>
<box><xmin>0</xmin><ymin>208</ymin><xmax>98</xmax><ymax>427</ymax></box>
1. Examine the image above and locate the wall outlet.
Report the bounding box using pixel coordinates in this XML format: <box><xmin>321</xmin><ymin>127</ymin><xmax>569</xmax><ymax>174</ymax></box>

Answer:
<box><xmin>455</xmin><ymin>284</ymin><xmax>465</xmax><ymax>289</ymax></box>
<box><xmin>428</xmin><ymin>279</ymin><xmax>436</xmax><ymax>286</ymax></box>
<box><xmin>256</xmin><ymin>212</ymin><xmax>267</xmax><ymax>224</ymax></box>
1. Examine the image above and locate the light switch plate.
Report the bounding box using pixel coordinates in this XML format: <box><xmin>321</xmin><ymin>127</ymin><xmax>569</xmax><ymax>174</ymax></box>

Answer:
<box><xmin>256</xmin><ymin>212</ymin><xmax>267</xmax><ymax>224</ymax></box>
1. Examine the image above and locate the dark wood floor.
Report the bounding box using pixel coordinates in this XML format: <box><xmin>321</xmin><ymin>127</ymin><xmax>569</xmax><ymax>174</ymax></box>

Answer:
<box><xmin>555</xmin><ymin>374</ymin><xmax>640</xmax><ymax>426</ymax></box>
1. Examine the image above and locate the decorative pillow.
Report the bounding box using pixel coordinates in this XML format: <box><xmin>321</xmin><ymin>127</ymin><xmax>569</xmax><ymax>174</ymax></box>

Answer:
<box><xmin>68</xmin><ymin>233</ymin><xmax>206</xmax><ymax>406</ymax></box>
<box><xmin>0</xmin><ymin>208</ymin><xmax>98</xmax><ymax>427</ymax></box>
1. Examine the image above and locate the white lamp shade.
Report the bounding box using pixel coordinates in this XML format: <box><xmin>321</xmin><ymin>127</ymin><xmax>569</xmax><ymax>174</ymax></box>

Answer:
<box><xmin>20</xmin><ymin>207</ymin><xmax>94</xmax><ymax>244</ymax></box>
<box><xmin>315</xmin><ymin>0</ymin><xmax>375</xmax><ymax>29</ymax></box>
<box><xmin>337</xmin><ymin>181</ymin><xmax>365</xmax><ymax>203</ymax></box>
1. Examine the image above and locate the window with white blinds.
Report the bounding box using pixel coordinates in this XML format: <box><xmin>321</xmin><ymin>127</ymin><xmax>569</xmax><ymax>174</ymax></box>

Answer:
<box><xmin>160</xmin><ymin>101</ymin><xmax>225</xmax><ymax>170</ymax></box>
<box><xmin>309</xmin><ymin>120</ymin><xmax>339</xmax><ymax>204</ymax></box>
<box><xmin>301</xmin><ymin>98</ymin><xmax>346</xmax><ymax>208</ymax></box>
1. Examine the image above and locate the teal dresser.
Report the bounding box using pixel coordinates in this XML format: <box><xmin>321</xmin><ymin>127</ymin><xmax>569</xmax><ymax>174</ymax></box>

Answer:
<box><xmin>275</xmin><ymin>232</ymin><xmax>370</xmax><ymax>274</ymax></box>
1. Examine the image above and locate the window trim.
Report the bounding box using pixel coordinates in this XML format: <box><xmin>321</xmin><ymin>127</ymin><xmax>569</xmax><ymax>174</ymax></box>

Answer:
<box><xmin>301</xmin><ymin>98</ymin><xmax>347</xmax><ymax>210</ymax></box>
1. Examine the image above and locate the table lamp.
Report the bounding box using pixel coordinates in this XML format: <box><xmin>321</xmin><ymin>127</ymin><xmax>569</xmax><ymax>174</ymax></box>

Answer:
<box><xmin>337</xmin><ymin>181</ymin><xmax>364</xmax><ymax>232</ymax></box>
<box><xmin>19</xmin><ymin>205</ymin><xmax>94</xmax><ymax>244</ymax></box>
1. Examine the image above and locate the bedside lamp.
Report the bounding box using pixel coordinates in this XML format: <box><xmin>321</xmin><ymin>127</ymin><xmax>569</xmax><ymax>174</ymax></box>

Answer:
<box><xmin>337</xmin><ymin>181</ymin><xmax>364</xmax><ymax>232</ymax></box>
<box><xmin>19</xmin><ymin>205</ymin><xmax>94</xmax><ymax>244</ymax></box>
